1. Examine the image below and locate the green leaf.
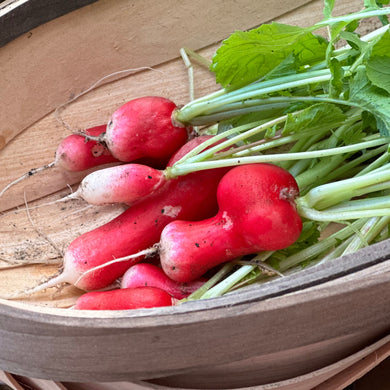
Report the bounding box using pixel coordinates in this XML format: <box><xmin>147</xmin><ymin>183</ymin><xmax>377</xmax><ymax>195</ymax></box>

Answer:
<box><xmin>366</xmin><ymin>56</ymin><xmax>390</xmax><ymax>93</ymax></box>
<box><xmin>371</xmin><ymin>30</ymin><xmax>390</xmax><ymax>57</ymax></box>
<box><xmin>364</xmin><ymin>0</ymin><xmax>380</xmax><ymax>6</ymax></box>
<box><xmin>329</xmin><ymin>58</ymin><xmax>345</xmax><ymax>97</ymax></box>
<box><xmin>349</xmin><ymin>66</ymin><xmax>390</xmax><ymax>135</ymax></box>
<box><xmin>370</xmin><ymin>0</ymin><xmax>390</xmax><ymax>6</ymax></box>
<box><xmin>339</xmin><ymin>31</ymin><xmax>367</xmax><ymax>51</ymax></box>
<box><xmin>323</xmin><ymin>0</ymin><xmax>335</xmax><ymax>19</ymax></box>
<box><xmin>267</xmin><ymin>221</ymin><xmax>321</xmax><ymax>269</ymax></box>
<box><xmin>362</xmin><ymin>110</ymin><xmax>378</xmax><ymax>130</ymax></box>
<box><xmin>264</xmin><ymin>53</ymin><xmax>299</xmax><ymax>80</ymax></box>
<box><xmin>283</xmin><ymin>103</ymin><xmax>346</xmax><ymax>135</ymax></box>
<box><xmin>345</xmin><ymin>20</ymin><xmax>360</xmax><ymax>32</ymax></box>
<box><xmin>210</xmin><ymin>22</ymin><xmax>328</xmax><ymax>90</ymax></box>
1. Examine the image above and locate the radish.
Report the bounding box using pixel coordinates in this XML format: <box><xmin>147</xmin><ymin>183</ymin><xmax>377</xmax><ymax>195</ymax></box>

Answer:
<box><xmin>0</xmin><ymin>125</ymin><xmax>118</xmax><ymax>198</ymax></box>
<box><xmin>10</xmin><ymin>137</ymin><xmax>229</xmax><ymax>295</ymax></box>
<box><xmin>55</xmin><ymin>125</ymin><xmax>118</xmax><ymax>171</ymax></box>
<box><xmin>56</xmin><ymin>163</ymin><xmax>166</xmax><ymax>206</ymax></box>
<box><xmin>160</xmin><ymin>163</ymin><xmax>303</xmax><ymax>282</ymax></box>
<box><xmin>121</xmin><ymin>263</ymin><xmax>207</xmax><ymax>300</ymax></box>
<box><xmin>74</xmin><ymin>287</ymin><xmax>175</xmax><ymax>310</ymax></box>
<box><xmin>85</xmin><ymin>96</ymin><xmax>190</xmax><ymax>163</ymax></box>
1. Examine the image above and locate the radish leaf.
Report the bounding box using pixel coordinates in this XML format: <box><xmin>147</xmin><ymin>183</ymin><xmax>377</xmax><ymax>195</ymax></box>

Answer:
<box><xmin>323</xmin><ymin>0</ymin><xmax>336</xmax><ymax>19</ymax></box>
<box><xmin>350</xmin><ymin>66</ymin><xmax>390</xmax><ymax>135</ymax></box>
<box><xmin>283</xmin><ymin>103</ymin><xmax>346</xmax><ymax>135</ymax></box>
<box><xmin>366</xmin><ymin>56</ymin><xmax>390</xmax><ymax>92</ymax></box>
<box><xmin>210</xmin><ymin>23</ymin><xmax>328</xmax><ymax>90</ymax></box>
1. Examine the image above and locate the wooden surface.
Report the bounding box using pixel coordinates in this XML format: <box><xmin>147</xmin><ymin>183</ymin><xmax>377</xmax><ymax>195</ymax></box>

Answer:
<box><xmin>1</xmin><ymin>0</ymin><xmax>389</xmax><ymax>387</ymax></box>
<box><xmin>1</xmin><ymin>317</ymin><xmax>390</xmax><ymax>389</ymax></box>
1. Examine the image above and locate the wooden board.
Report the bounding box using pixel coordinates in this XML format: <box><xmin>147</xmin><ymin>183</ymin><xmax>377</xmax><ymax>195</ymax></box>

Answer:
<box><xmin>4</xmin><ymin>335</ymin><xmax>389</xmax><ymax>389</ymax></box>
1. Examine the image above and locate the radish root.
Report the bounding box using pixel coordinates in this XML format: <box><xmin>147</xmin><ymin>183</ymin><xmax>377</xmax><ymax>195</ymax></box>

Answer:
<box><xmin>0</xmin><ymin>271</ymin><xmax>66</xmax><ymax>300</ymax></box>
<box><xmin>23</xmin><ymin>193</ymin><xmax>64</xmax><ymax>258</ymax></box>
<box><xmin>0</xmin><ymin>162</ymin><xmax>55</xmax><ymax>199</ymax></box>
<box><xmin>54</xmin><ymin>66</ymin><xmax>163</xmax><ymax>133</ymax></box>
<box><xmin>73</xmin><ymin>245</ymin><xmax>160</xmax><ymax>288</ymax></box>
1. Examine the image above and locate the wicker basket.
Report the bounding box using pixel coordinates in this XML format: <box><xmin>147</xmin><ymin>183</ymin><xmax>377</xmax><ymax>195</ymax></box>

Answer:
<box><xmin>0</xmin><ymin>1</ymin><xmax>389</xmax><ymax>388</ymax></box>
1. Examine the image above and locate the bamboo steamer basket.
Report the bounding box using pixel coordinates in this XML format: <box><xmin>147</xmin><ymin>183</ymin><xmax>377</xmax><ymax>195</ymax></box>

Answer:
<box><xmin>0</xmin><ymin>1</ymin><xmax>389</xmax><ymax>389</ymax></box>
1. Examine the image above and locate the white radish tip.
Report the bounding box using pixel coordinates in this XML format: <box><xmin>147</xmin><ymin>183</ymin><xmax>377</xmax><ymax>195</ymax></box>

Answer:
<box><xmin>0</xmin><ymin>272</ymin><xmax>68</xmax><ymax>300</ymax></box>
<box><xmin>0</xmin><ymin>162</ymin><xmax>55</xmax><ymax>198</ymax></box>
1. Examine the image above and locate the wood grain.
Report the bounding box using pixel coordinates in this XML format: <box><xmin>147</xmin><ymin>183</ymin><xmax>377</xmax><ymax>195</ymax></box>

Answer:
<box><xmin>2</xmin><ymin>336</ymin><xmax>389</xmax><ymax>390</ymax></box>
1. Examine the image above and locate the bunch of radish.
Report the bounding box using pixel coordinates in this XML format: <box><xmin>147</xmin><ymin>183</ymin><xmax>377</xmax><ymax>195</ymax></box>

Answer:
<box><xmin>2</xmin><ymin>94</ymin><xmax>304</xmax><ymax>311</ymax></box>
<box><xmin>4</xmin><ymin>1</ymin><xmax>390</xmax><ymax>312</ymax></box>
<box><xmin>67</xmin><ymin>162</ymin><xmax>301</xmax><ymax>310</ymax></box>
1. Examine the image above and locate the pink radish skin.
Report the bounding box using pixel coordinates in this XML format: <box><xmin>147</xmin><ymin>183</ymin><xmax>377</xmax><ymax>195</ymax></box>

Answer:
<box><xmin>67</xmin><ymin>163</ymin><xmax>165</xmax><ymax>206</ymax></box>
<box><xmin>55</xmin><ymin>125</ymin><xmax>119</xmax><ymax>171</ymax></box>
<box><xmin>160</xmin><ymin>163</ymin><xmax>303</xmax><ymax>283</ymax></box>
<box><xmin>121</xmin><ymin>263</ymin><xmax>207</xmax><ymax>300</ymax></box>
<box><xmin>24</xmin><ymin>136</ymin><xmax>229</xmax><ymax>293</ymax></box>
<box><xmin>104</xmin><ymin>96</ymin><xmax>189</xmax><ymax>163</ymax></box>
<box><xmin>74</xmin><ymin>287</ymin><xmax>175</xmax><ymax>310</ymax></box>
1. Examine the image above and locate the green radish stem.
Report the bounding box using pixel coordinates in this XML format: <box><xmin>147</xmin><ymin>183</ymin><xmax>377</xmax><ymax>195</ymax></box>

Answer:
<box><xmin>298</xmin><ymin>145</ymin><xmax>389</xmax><ymax>195</ymax></box>
<box><xmin>340</xmin><ymin>215</ymin><xmax>390</xmax><ymax>255</ymax></box>
<box><xmin>299</xmin><ymin>166</ymin><xmax>390</xmax><ymax>210</ymax></box>
<box><xmin>274</xmin><ymin>220</ymin><xmax>366</xmax><ymax>272</ymax></box>
<box><xmin>185</xmin><ymin>252</ymin><xmax>276</xmax><ymax>300</ymax></box>
<box><xmin>181</xmin><ymin>263</ymin><xmax>236</xmax><ymax>302</ymax></box>
<box><xmin>172</xmin><ymin>116</ymin><xmax>289</xmax><ymax>167</ymax></box>
<box><xmin>174</xmin><ymin>70</ymin><xmax>332</xmax><ymax>124</ymax></box>
<box><xmin>199</xmin><ymin>265</ymin><xmax>257</xmax><ymax>300</ymax></box>
<box><xmin>165</xmin><ymin>137</ymin><xmax>390</xmax><ymax>178</ymax></box>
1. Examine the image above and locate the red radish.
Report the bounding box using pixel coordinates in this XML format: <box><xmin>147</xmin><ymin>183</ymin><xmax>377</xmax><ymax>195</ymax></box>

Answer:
<box><xmin>59</xmin><ymin>163</ymin><xmax>165</xmax><ymax>206</ymax></box>
<box><xmin>0</xmin><ymin>125</ymin><xmax>118</xmax><ymax>198</ymax></box>
<box><xmin>90</xmin><ymin>96</ymin><xmax>190</xmax><ymax>163</ymax></box>
<box><xmin>160</xmin><ymin>163</ymin><xmax>303</xmax><ymax>283</ymax></box>
<box><xmin>55</xmin><ymin>125</ymin><xmax>118</xmax><ymax>171</ymax></box>
<box><xmin>121</xmin><ymin>263</ymin><xmax>207</xmax><ymax>300</ymax></box>
<box><xmin>16</xmin><ymin>136</ymin><xmax>229</xmax><ymax>295</ymax></box>
<box><xmin>74</xmin><ymin>287</ymin><xmax>175</xmax><ymax>310</ymax></box>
